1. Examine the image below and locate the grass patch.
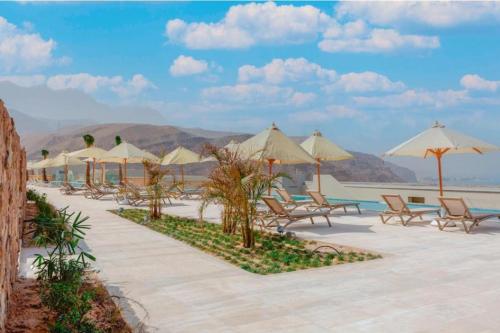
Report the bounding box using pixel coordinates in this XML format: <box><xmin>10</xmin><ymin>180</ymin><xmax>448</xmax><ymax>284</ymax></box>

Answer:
<box><xmin>113</xmin><ymin>209</ymin><xmax>381</xmax><ymax>275</ymax></box>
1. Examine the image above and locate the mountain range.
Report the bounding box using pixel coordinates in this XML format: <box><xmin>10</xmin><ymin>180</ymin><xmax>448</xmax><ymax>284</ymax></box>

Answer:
<box><xmin>1</xmin><ymin>81</ymin><xmax>417</xmax><ymax>183</ymax></box>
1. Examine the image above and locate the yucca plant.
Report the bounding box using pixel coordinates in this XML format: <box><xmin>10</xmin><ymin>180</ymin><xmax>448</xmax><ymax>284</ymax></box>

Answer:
<box><xmin>82</xmin><ymin>134</ymin><xmax>95</xmax><ymax>186</ymax></box>
<box><xmin>200</xmin><ymin>144</ymin><xmax>283</xmax><ymax>248</ymax></box>
<box><xmin>41</xmin><ymin>149</ymin><xmax>49</xmax><ymax>183</ymax></box>
<box><xmin>115</xmin><ymin>135</ymin><xmax>123</xmax><ymax>184</ymax></box>
<box><xmin>144</xmin><ymin>160</ymin><xmax>170</xmax><ymax>219</ymax></box>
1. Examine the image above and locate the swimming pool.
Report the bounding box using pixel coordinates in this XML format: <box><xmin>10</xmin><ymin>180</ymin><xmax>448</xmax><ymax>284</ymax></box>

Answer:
<box><xmin>292</xmin><ymin>195</ymin><xmax>500</xmax><ymax>214</ymax></box>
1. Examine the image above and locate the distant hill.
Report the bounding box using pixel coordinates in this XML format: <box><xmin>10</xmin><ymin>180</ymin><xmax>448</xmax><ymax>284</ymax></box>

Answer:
<box><xmin>0</xmin><ymin>82</ymin><xmax>165</xmax><ymax>125</ymax></box>
<box><xmin>24</xmin><ymin>122</ymin><xmax>417</xmax><ymax>183</ymax></box>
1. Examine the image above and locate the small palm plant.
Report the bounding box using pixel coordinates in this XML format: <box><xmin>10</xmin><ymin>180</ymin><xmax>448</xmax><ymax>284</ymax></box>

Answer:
<box><xmin>41</xmin><ymin>149</ymin><xmax>49</xmax><ymax>183</ymax></box>
<box><xmin>82</xmin><ymin>134</ymin><xmax>95</xmax><ymax>186</ymax></box>
<box><xmin>115</xmin><ymin>135</ymin><xmax>123</xmax><ymax>184</ymax></box>
<box><xmin>144</xmin><ymin>160</ymin><xmax>170</xmax><ymax>220</ymax></box>
<box><xmin>200</xmin><ymin>144</ymin><xmax>283</xmax><ymax>248</ymax></box>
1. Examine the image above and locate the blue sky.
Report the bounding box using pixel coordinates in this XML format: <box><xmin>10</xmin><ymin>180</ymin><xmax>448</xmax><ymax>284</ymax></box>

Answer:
<box><xmin>1</xmin><ymin>1</ymin><xmax>500</xmax><ymax>161</ymax></box>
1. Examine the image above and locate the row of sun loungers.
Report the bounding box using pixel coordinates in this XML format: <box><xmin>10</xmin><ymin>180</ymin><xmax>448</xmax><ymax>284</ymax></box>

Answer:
<box><xmin>54</xmin><ymin>180</ymin><xmax>499</xmax><ymax>234</ymax></box>
<box><xmin>380</xmin><ymin>194</ymin><xmax>500</xmax><ymax>234</ymax></box>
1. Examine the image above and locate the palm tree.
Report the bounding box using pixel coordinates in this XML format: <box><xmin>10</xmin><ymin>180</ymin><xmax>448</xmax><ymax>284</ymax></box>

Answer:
<box><xmin>41</xmin><ymin>149</ymin><xmax>49</xmax><ymax>183</ymax></box>
<box><xmin>199</xmin><ymin>144</ymin><xmax>283</xmax><ymax>248</ymax></box>
<box><xmin>115</xmin><ymin>136</ymin><xmax>123</xmax><ymax>184</ymax></box>
<box><xmin>82</xmin><ymin>134</ymin><xmax>95</xmax><ymax>186</ymax></box>
<box><xmin>143</xmin><ymin>160</ymin><xmax>170</xmax><ymax>219</ymax></box>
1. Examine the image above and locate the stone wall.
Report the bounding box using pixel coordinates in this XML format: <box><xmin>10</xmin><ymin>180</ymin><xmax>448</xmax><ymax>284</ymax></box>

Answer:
<box><xmin>0</xmin><ymin>100</ymin><xmax>27</xmax><ymax>331</ymax></box>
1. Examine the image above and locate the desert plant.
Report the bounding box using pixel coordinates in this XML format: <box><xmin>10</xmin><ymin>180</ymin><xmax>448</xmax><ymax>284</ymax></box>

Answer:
<box><xmin>41</xmin><ymin>149</ymin><xmax>49</xmax><ymax>182</ymax></box>
<box><xmin>115</xmin><ymin>136</ymin><xmax>123</xmax><ymax>184</ymax></box>
<box><xmin>144</xmin><ymin>160</ymin><xmax>170</xmax><ymax>219</ymax></box>
<box><xmin>33</xmin><ymin>207</ymin><xmax>95</xmax><ymax>282</ymax></box>
<box><xmin>199</xmin><ymin>144</ymin><xmax>283</xmax><ymax>248</ymax></box>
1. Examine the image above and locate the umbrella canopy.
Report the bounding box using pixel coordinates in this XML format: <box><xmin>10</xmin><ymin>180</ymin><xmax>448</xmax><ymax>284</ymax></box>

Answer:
<box><xmin>30</xmin><ymin>158</ymin><xmax>53</xmax><ymax>170</ymax></box>
<box><xmin>99</xmin><ymin>142</ymin><xmax>157</xmax><ymax>182</ymax></box>
<box><xmin>238</xmin><ymin>123</ymin><xmax>316</xmax><ymax>164</ymax></box>
<box><xmin>160</xmin><ymin>146</ymin><xmax>200</xmax><ymax>165</ymax></box>
<box><xmin>160</xmin><ymin>146</ymin><xmax>201</xmax><ymax>186</ymax></box>
<box><xmin>46</xmin><ymin>152</ymin><xmax>85</xmax><ymax>168</ymax></box>
<box><xmin>68</xmin><ymin>146</ymin><xmax>108</xmax><ymax>159</ymax></box>
<box><xmin>301</xmin><ymin>130</ymin><xmax>353</xmax><ymax>193</ymax></box>
<box><xmin>238</xmin><ymin>123</ymin><xmax>316</xmax><ymax>194</ymax></box>
<box><xmin>224</xmin><ymin>139</ymin><xmax>240</xmax><ymax>152</ymax></box>
<box><xmin>385</xmin><ymin>121</ymin><xmax>499</xmax><ymax>195</ymax></box>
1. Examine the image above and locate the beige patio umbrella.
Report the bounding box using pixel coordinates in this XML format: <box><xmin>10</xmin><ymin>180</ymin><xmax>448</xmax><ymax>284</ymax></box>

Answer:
<box><xmin>385</xmin><ymin>121</ymin><xmax>499</xmax><ymax>196</ymax></box>
<box><xmin>301</xmin><ymin>130</ymin><xmax>353</xmax><ymax>193</ymax></box>
<box><xmin>160</xmin><ymin>146</ymin><xmax>201</xmax><ymax>187</ymax></box>
<box><xmin>99</xmin><ymin>142</ymin><xmax>157</xmax><ymax>183</ymax></box>
<box><xmin>30</xmin><ymin>158</ymin><xmax>53</xmax><ymax>170</ymax></box>
<box><xmin>238</xmin><ymin>123</ymin><xmax>316</xmax><ymax>194</ymax></box>
<box><xmin>69</xmin><ymin>146</ymin><xmax>108</xmax><ymax>184</ymax></box>
<box><xmin>46</xmin><ymin>151</ymin><xmax>85</xmax><ymax>185</ymax></box>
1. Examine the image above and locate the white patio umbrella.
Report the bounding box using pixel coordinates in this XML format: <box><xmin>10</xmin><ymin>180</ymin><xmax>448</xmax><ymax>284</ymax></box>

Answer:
<box><xmin>238</xmin><ymin>123</ymin><xmax>316</xmax><ymax>194</ymax></box>
<box><xmin>46</xmin><ymin>151</ymin><xmax>85</xmax><ymax>185</ymax></box>
<box><xmin>160</xmin><ymin>146</ymin><xmax>201</xmax><ymax>187</ymax></box>
<box><xmin>99</xmin><ymin>142</ymin><xmax>157</xmax><ymax>183</ymax></box>
<box><xmin>385</xmin><ymin>121</ymin><xmax>499</xmax><ymax>196</ymax></box>
<box><xmin>300</xmin><ymin>130</ymin><xmax>353</xmax><ymax>193</ymax></box>
<box><xmin>69</xmin><ymin>146</ymin><xmax>108</xmax><ymax>184</ymax></box>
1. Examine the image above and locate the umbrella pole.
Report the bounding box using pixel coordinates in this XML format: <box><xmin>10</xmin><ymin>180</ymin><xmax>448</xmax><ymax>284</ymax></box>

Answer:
<box><xmin>124</xmin><ymin>159</ymin><xmax>128</xmax><ymax>183</ymax></box>
<box><xmin>436</xmin><ymin>150</ymin><xmax>444</xmax><ymax>197</ymax></box>
<box><xmin>316</xmin><ymin>158</ymin><xmax>321</xmax><ymax>193</ymax></box>
<box><xmin>181</xmin><ymin>165</ymin><xmax>185</xmax><ymax>190</ymax></box>
<box><xmin>143</xmin><ymin>164</ymin><xmax>146</xmax><ymax>186</ymax></box>
<box><xmin>268</xmin><ymin>159</ymin><xmax>275</xmax><ymax>195</ymax></box>
<box><xmin>64</xmin><ymin>165</ymin><xmax>68</xmax><ymax>186</ymax></box>
<box><xmin>92</xmin><ymin>158</ymin><xmax>96</xmax><ymax>184</ymax></box>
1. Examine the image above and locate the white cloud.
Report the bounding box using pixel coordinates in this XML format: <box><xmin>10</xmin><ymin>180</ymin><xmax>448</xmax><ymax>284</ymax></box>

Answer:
<box><xmin>0</xmin><ymin>16</ymin><xmax>59</xmax><ymax>72</ymax></box>
<box><xmin>460</xmin><ymin>74</ymin><xmax>499</xmax><ymax>92</ymax></box>
<box><xmin>238</xmin><ymin>58</ymin><xmax>336</xmax><ymax>84</ymax></box>
<box><xmin>169</xmin><ymin>55</ymin><xmax>209</xmax><ymax>77</ymax></box>
<box><xmin>201</xmin><ymin>83</ymin><xmax>314</xmax><ymax>107</ymax></box>
<box><xmin>292</xmin><ymin>105</ymin><xmax>364</xmax><ymax>122</ymax></box>
<box><xmin>336</xmin><ymin>1</ymin><xmax>500</xmax><ymax>27</ymax></box>
<box><xmin>354</xmin><ymin>89</ymin><xmax>468</xmax><ymax>109</ymax></box>
<box><xmin>46</xmin><ymin>73</ymin><xmax>123</xmax><ymax>93</ymax></box>
<box><xmin>1</xmin><ymin>73</ymin><xmax>155</xmax><ymax>98</ymax></box>
<box><xmin>0</xmin><ymin>74</ymin><xmax>46</xmax><ymax>87</ymax></box>
<box><xmin>324</xmin><ymin>71</ymin><xmax>406</xmax><ymax>93</ymax></box>
<box><xmin>165</xmin><ymin>2</ymin><xmax>332</xmax><ymax>49</ymax></box>
<box><xmin>319</xmin><ymin>25</ymin><xmax>439</xmax><ymax>53</ymax></box>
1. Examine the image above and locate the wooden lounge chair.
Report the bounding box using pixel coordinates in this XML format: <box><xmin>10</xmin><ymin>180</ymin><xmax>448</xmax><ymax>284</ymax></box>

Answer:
<box><xmin>380</xmin><ymin>194</ymin><xmax>440</xmax><ymax>226</ymax></box>
<box><xmin>84</xmin><ymin>184</ymin><xmax>116</xmax><ymax>200</ymax></box>
<box><xmin>260</xmin><ymin>196</ymin><xmax>331</xmax><ymax>229</ymax></box>
<box><xmin>436</xmin><ymin>197</ymin><xmax>500</xmax><ymax>233</ymax></box>
<box><xmin>59</xmin><ymin>183</ymin><xmax>86</xmax><ymax>195</ymax></box>
<box><xmin>307</xmin><ymin>191</ymin><xmax>361</xmax><ymax>214</ymax></box>
<box><xmin>275</xmin><ymin>188</ymin><xmax>312</xmax><ymax>211</ymax></box>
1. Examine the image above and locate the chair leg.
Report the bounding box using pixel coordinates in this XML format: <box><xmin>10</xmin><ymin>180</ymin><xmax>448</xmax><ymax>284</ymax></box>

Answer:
<box><xmin>309</xmin><ymin>217</ymin><xmax>315</xmax><ymax>224</ymax></box>
<box><xmin>343</xmin><ymin>206</ymin><xmax>347</xmax><ymax>214</ymax></box>
<box><xmin>325</xmin><ymin>215</ymin><xmax>332</xmax><ymax>227</ymax></box>
<box><xmin>356</xmin><ymin>205</ymin><xmax>361</xmax><ymax>214</ymax></box>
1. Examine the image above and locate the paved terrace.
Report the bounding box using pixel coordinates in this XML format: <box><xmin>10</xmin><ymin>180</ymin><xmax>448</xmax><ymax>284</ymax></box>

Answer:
<box><xmin>23</xmin><ymin>186</ymin><xmax>500</xmax><ymax>332</ymax></box>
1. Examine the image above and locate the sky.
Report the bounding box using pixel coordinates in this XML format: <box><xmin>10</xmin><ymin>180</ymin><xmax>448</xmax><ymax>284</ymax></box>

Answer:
<box><xmin>1</xmin><ymin>1</ymin><xmax>500</xmax><ymax>180</ymax></box>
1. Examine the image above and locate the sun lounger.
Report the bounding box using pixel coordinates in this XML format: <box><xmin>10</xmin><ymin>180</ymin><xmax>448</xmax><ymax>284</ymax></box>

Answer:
<box><xmin>59</xmin><ymin>183</ymin><xmax>86</xmax><ymax>195</ymax></box>
<box><xmin>275</xmin><ymin>188</ymin><xmax>312</xmax><ymax>211</ymax></box>
<box><xmin>380</xmin><ymin>194</ymin><xmax>440</xmax><ymax>226</ymax></box>
<box><xmin>436</xmin><ymin>197</ymin><xmax>500</xmax><ymax>233</ymax></box>
<box><xmin>260</xmin><ymin>196</ymin><xmax>331</xmax><ymax>229</ymax></box>
<box><xmin>307</xmin><ymin>191</ymin><xmax>361</xmax><ymax>214</ymax></box>
<box><xmin>83</xmin><ymin>184</ymin><xmax>116</xmax><ymax>200</ymax></box>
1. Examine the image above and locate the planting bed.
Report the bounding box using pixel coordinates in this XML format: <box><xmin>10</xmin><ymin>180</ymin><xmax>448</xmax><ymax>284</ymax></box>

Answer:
<box><xmin>113</xmin><ymin>209</ymin><xmax>381</xmax><ymax>275</ymax></box>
